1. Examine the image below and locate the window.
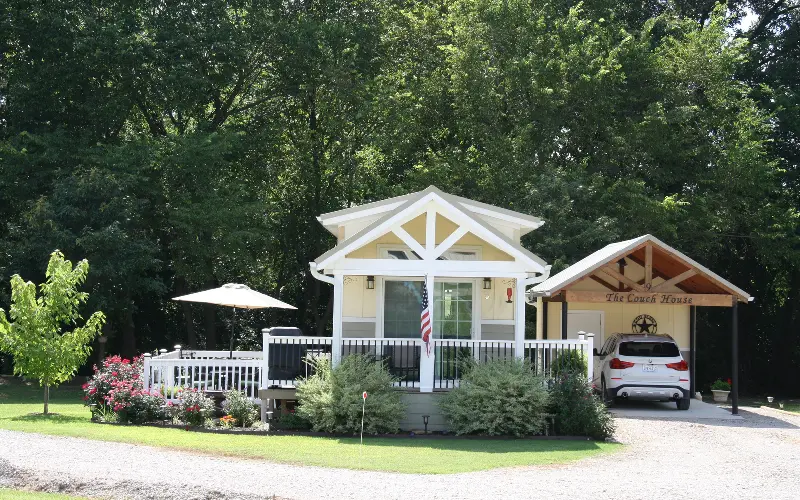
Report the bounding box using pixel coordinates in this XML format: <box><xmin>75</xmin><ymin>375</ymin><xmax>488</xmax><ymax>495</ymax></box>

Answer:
<box><xmin>433</xmin><ymin>282</ymin><xmax>473</xmax><ymax>339</ymax></box>
<box><xmin>379</xmin><ymin>246</ymin><xmax>480</xmax><ymax>261</ymax></box>
<box><xmin>383</xmin><ymin>281</ymin><xmax>423</xmax><ymax>338</ymax></box>
<box><xmin>619</xmin><ymin>341</ymin><xmax>680</xmax><ymax>357</ymax></box>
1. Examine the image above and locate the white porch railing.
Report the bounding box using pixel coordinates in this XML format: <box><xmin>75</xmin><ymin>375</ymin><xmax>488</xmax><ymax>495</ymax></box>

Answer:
<box><xmin>143</xmin><ymin>349</ymin><xmax>263</xmax><ymax>402</ymax></box>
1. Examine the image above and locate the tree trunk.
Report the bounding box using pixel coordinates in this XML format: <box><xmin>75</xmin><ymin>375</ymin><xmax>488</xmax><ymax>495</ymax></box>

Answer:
<box><xmin>43</xmin><ymin>384</ymin><xmax>49</xmax><ymax>415</ymax></box>
<box><xmin>176</xmin><ymin>277</ymin><xmax>198</xmax><ymax>348</ymax></box>
<box><xmin>121</xmin><ymin>305</ymin><xmax>137</xmax><ymax>358</ymax></box>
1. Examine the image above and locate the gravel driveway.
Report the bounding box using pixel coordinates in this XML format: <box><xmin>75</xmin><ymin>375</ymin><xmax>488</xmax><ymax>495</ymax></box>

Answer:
<box><xmin>1</xmin><ymin>407</ymin><xmax>798</xmax><ymax>500</ymax></box>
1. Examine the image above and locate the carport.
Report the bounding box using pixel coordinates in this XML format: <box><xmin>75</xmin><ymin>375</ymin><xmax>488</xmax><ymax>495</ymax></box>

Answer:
<box><xmin>529</xmin><ymin>235</ymin><xmax>752</xmax><ymax>414</ymax></box>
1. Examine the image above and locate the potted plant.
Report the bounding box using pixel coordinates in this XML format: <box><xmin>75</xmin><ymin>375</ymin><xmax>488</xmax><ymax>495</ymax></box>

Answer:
<box><xmin>711</xmin><ymin>378</ymin><xmax>732</xmax><ymax>402</ymax></box>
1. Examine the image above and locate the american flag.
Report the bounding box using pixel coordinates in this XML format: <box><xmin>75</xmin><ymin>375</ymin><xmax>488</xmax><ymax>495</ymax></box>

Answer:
<box><xmin>421</xmin><ymin>281</ymin><xmax>432</xmax><ymax>356</ymax></box>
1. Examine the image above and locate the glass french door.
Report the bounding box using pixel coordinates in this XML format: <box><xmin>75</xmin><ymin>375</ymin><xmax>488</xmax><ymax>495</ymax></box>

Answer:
<box><xmin>432</xmin><ymin>282</ymin><xmax>473</xmax><ymax>339</ymax></box>
<box><xmin>432</xmin><ymin>281</ymin><xmax>474</xmax><ymax>386</ymax></box>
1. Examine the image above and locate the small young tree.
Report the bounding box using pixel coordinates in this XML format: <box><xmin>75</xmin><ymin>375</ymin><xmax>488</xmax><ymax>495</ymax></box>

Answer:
<box><xmin>0</xmin><ymin>250</ymin><xmax>105</xmax><ymax>414</ymax></box>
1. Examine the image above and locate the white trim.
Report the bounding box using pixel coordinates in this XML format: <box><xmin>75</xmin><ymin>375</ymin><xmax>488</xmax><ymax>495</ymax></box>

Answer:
<box><xmin>431</xmin><ymin>226</ymin><xmax>470</xmax><ymax>259</ymax></box>
<box><xmin>533</xmin><ymin>234</ymin><xmax>750</xmax><ymax>301</ymax></box>
<box><xmin>329</xmin><ymin>258</ymin><xmax>525</xmax><ymax>276</ymax></box>
<box><xmin>426</xmin><ymin>207</ymin><xmax>436</xmax><ymax>253</ymax></box>
<box><xmin>342</xmin><ymin>316</ymin><xmax>376</xmax><ymax>323</ymax></box>
<box><xmin>481</xmin><ymin>319</ymin><xmax>515</xmax><ymax>325</ymax></box>
<box><xmin>377</xmin><ymin>244</ymin><xmax>483</xmax><ymax>262</ymax></box>
<box><xmin>391</xmin><ymin>225</ymin><xmax>429</xmax><ymax>260</ymax></box>
<box><xmin>315</xmin><ymin>189</ymin><xmax>548</xmax><ymax>273</ymax></box>
<box><xmin>459</xmin><ymin>202</ymin><xmax>544</xmax><ymax>231</ymax></box>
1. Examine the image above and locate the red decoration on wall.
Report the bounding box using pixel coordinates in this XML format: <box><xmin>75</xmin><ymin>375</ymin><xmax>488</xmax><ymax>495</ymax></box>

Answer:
<box><xmin>506</xmin><ymin>287</ymin><xmax>513</xmax><ymax>303</ymax></box>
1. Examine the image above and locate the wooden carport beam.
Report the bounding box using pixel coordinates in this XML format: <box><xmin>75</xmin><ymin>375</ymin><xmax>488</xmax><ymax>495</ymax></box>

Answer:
<box><xmin>602</xmin><ymin>266</ymin><xmax>647</xmax><ymax>292</ymax></box>
<box><xmin>651</xmin><ymin>269</ymin><xmax>698</xmax><ymax>292</ymax></box>
<box><xmin>645</xmin><ymin>244</ymin><xmax>653</xmax><ymax>287</ymax></box>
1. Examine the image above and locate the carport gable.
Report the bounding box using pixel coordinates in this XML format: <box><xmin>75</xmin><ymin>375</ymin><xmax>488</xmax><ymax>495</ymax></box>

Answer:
<box><xmin>532</xmin><ymin>234</ymin><xmax>751</xmax><ymax>306</ymax></box>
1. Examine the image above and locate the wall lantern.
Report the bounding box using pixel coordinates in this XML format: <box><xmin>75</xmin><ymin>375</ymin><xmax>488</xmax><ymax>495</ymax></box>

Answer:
<box><xmin>483</xmin><ymin>277</ymin><xmax>492</xmax><ymax>290</ymax></box>
<box><xmin>366</xmin><ymin>276</ymin><xmax>375</xmax><ymax>289</ymax></box>
<box><xmin>506</xmin><ymin>287</ymin><xmax>513</xmax><ymax>303</ymax></box>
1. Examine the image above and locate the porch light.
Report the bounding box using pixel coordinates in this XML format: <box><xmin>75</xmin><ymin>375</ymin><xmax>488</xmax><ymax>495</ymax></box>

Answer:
<box><xmin>483</xmin><ymin>277</ymin><xmax>492</xmax><ymax>290</ymax></box>
<box><xmin>366</xmin><ymin>276</ymin><xmax>375</xmax><ymax>289</ymax></box>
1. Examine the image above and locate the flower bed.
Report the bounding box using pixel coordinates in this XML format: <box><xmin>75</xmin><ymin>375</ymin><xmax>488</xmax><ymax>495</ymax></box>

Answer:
<box><xmin>83</xmin><ymin>355</ymin><xmax>265</xmax><ymax>431</ymax></box>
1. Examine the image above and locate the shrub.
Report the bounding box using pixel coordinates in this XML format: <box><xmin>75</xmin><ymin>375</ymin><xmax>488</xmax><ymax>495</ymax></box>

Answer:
<box><xmin>222</xmin><ymin>389</ymin><xmax>259</xmax><ymax>427</ymax></box>
<box><xmin>552</xmin><ymin>349</ymin><xmax>587</xmax><ymax>376</ymax></box>
<box><xmin>125</xmin><ymin>390</ymin><xmax>168</xmax><ymax>424</ymax></box>
<box><xmin>296</xmin><ymin>355</ymin><xmax>405</xmax><ymax>434</ymax></box>
<box><xmin>439</xmin><ymin>359</ymin><xmax>549</xmax><ymax>436</ymax></box>
<box><xmin>82</xmin><ymin>355</ymin><xmax>144</xmax><ymax>412</ymax></box>
<box><xmin>711</xmin><ymin>378</ymin><xmax>732</xmax><ymax>391</ymax></box>
<box><xmin>273</xmin><ymin>411</ymin><xmax>312</xmax><ymax>431</ymax></box>
<box><xmin>549</xmin><ymin>372</ymin><xmax>615</xmax><ymax>440</ymax></box>
<box><xmin>177</xmin><ymin>388</ymin><xmax>215</xmax><ymax>426</ymax></box>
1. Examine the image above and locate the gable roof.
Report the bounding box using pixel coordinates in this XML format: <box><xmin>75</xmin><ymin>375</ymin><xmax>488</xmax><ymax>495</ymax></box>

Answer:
<box><xmin>314</xmin><ymin>186</ymin><xmax>548</xmax><ymax>273</ymax></box>
<box><xmin>317</xmin><ymin>186</ymin><xmax>544</xmax><ymax>236</ymax></box>
<box><xmin>531</xmin><ymin>234</ymin><xmax>751</xmax><ymax>302</ymax></box>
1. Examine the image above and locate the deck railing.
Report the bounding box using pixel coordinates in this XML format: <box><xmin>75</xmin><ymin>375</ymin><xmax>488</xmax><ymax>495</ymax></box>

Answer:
<box><xmin>142</xmin><ymin>333</ymin><xmax>593</xmax><ymax>399</ymax></box>
<box><xmin>143</xmin><ymin>349</ymin><xmax>264</xmax><ymax>401</ymax></box>
<box><xmin>265</xmin><ymin>336</ymin><xmax>422</xmax><ymax>388</ymax></box>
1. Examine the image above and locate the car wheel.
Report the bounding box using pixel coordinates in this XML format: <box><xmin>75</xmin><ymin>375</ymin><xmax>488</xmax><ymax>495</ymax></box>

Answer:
<box><xmin>676</xmin><ymin>397</ymin><xmax>691</xmax><ymax>410</ymax></box>
<box><xmin>601</xmin><ymin>377</ymin><xmax>613</xmax><ymax>407</ymax></box>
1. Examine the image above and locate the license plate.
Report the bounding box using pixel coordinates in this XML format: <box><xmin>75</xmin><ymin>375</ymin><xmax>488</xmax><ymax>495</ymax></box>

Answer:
<box><xmin>642</xmin><ymin>364</ymin><xmax>657</xmax><ymax>372</ymax></box>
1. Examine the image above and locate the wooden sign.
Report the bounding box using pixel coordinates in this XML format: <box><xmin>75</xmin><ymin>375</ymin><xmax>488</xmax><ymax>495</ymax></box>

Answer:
<box><xmin>564</xmin><ymin>290</ymin><xmax>733</xmax><ymax>307</ymax></box>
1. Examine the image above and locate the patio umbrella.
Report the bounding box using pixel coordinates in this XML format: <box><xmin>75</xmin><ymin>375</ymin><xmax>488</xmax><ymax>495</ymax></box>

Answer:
<box><xmin>173</xmin><ymin>283</ymin><xmax>297</xmax><ymax>358</ymax></box>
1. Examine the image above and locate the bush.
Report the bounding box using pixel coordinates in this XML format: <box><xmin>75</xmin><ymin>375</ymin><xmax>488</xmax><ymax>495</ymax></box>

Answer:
<box><xmin>549</xmin><ymin>372</ymin><xmax>615</xmax><ymax>440</ymax></box>
<box><xmin>439</xmin><ymin>359</ymin><xmax>549</xmax><ymax>436</ymax></box>
<box><xmin>273</xmin><ymin>411</ymin><xmax>312</xmax><ymax>431</ymax></box>
<box><xmin>296</xmin><ymin>355</ymin><xmax>405</xmax><ymax>434</ymax></box>
<box><xmin>552</xmin><ymin>349</ymin><xmax>587</xmax><ymax>376</ymax></box>
<box><xmin>82</xmin><ymin>355</ymin><xmax>144</xmax><ymax>412</ymax></box>
<box><xmin>177</xmin><ymin>388</ymin><xmax>215</xmax><ymax>426</ymax></box>
<box><xmin>222</xmin><ymin>389</ymin><xmax>259</xmax><ymax>427</ymax></box>
<box><xmin>125</xmin><ymin>390</ymin><xmax>168</xmax><ymax>424</ymax></box>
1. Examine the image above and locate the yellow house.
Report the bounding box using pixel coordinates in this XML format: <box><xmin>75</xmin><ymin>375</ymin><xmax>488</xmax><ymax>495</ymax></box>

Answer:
<box><xmin>308</xmin><ymin>185</ymin><xmax>553</xmax><ymax>393</ymax></box>
<box><xmin>260</xmin><ymin>186</ymin><xmax>752</xmax><ymax>422</ymax></box>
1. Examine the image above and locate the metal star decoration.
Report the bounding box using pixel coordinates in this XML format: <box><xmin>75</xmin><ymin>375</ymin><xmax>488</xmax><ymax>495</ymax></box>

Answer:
<box><xmin>632</xmin><ymin>314</ymin><xmax>657</xmax><ymax>334</ymax></box>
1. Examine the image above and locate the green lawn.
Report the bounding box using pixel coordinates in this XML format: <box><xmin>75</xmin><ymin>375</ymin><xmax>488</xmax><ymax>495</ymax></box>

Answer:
<box><xmin>0</xmin><ymin>377</ymin><xmax>620</xmax><ymax>474</ymax></box>
<box><xmin>0</xmin><ymin>489</ymin><xmax>89</xmax><ymax>500</ymax></box>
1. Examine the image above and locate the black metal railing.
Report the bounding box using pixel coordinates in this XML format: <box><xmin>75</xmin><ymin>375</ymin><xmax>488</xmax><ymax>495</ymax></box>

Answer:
<box><xmin>433</xmin><ymin>340</ymin><xmax>515</xmax><ymax>389</ymax></box>
<box><xmin>341</xmin><ymin>339</ymin><xmax>420</xmax><ymax>388</ymax></box>
<box><xmin>266</xmin><ymin>337</ymin><xmax>332</xmax><ymax>386</ymax></box>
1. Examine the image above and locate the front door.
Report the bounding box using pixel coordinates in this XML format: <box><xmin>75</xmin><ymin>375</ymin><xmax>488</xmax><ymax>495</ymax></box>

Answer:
<box><xmin>432</xmin><ymin>281</ymin><xmax>474</xmax><ymax>339</ymax></box>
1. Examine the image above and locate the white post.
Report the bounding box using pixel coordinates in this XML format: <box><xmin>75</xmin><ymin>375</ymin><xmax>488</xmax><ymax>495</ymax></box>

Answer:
<box><xmin>142</xmin><ymin>353</ymin><xmax>151</xmax><ymax>391</ymax></box>
<box><xmin>332</xmin><ymin>274</ymin><xmax>344</xmax><ymax>367</ymax></box>
<box><xmin>514</xmin><ymin>277</ymin><xmax>525</xmax><ymax>358</ymax></box>
<box><xmin>261</xmin><ymin>328</ymin><xmax>270</xmax><ymax>387</ymax></box>
<box><xmin>586</xmin><ymin>332</ymin><xmax>595</xmax><ymax>384</ymax></box>
<box><xmin>419</xmin><ymin>274</ymin><xmax>435</xmax><ymax>393</ymax></box>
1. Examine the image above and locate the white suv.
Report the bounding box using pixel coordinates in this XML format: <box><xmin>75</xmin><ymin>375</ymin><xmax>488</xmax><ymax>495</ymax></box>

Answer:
<box><xmin>593</xmin><ymin>333</ymin><xmax>691</xmax><ymax>410</ymax></box>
